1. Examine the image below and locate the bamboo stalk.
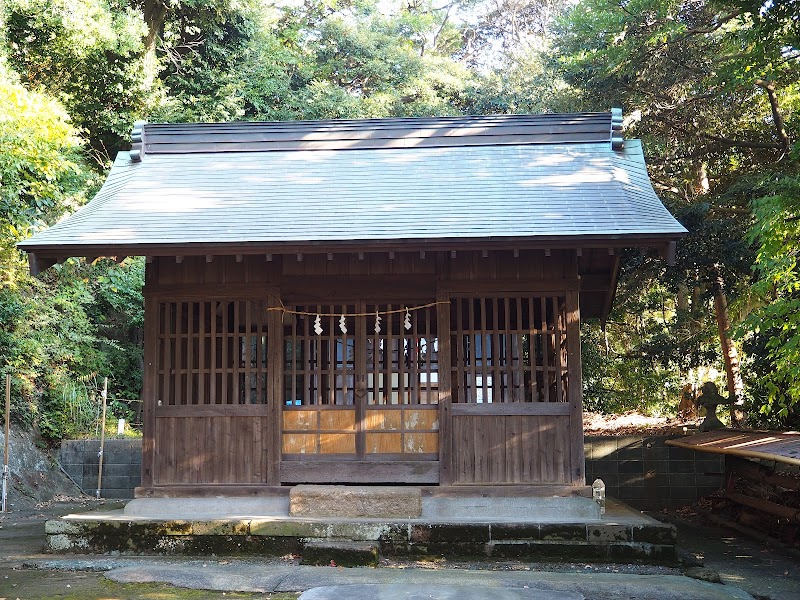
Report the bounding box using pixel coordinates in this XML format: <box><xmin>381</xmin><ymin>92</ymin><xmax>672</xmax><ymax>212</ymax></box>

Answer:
<box><xmin>2</xmin><ymin>374</ymin><xmax>10</xmax><ymax>512</ymax></box>
<box><xmin>96</xmin><ymin>378</ymin><xmax>108</xmax><ymax>499</ymax></box>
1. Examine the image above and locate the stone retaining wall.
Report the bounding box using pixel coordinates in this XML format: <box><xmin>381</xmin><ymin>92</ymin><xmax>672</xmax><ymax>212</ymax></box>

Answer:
<box><xmin>60</xmin><ymin>435</ymin><xmax>724</xmax><ymax>508</ymax></box>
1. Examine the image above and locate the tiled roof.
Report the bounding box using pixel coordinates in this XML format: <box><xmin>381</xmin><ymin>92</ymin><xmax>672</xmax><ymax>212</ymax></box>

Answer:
<box><xmin>19</xmin><ymin>112</ymin><xmax>686</xmax><ymax>254</ymax></box>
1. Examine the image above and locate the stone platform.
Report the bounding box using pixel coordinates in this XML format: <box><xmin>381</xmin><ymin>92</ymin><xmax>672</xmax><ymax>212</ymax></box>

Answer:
<box><xmin>44</xmin><ymin>489</ymin><xmax>676</xmax><ymax>564</ymax></box>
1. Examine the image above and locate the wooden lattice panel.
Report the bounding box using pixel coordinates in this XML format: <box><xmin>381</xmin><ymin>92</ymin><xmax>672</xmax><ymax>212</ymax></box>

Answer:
<box><xmin>156</xmin><ymin>299</ymin><xmax>269</xmax><ymax>406</ymax></box>
<box><xmin>283</xmin><ymin>305</ymin><xmax>356</xmax><ymax>406</ymax></box>
<box><xmin>365</xmin><ymin>303</ymin><xmax>439</xmax><ymax>406</ymax></box>
<box><xmin>450</xmin><ymin>296</ymin><xmax>567</xmax><ymax>404</ymax></box>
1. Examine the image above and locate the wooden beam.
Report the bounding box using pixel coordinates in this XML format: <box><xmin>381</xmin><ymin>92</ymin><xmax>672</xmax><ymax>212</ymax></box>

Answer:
<box><xmin>436</xmin><ymin>291</ymin><xmax>453</xmax><ymax>485</ymax></box>
<box><xmin>27</xmin><ymin>253</ymin><xmax>56</xmax><ymax>276</ymax></box>
<box><xmin>18</xmin><ymin>233</ymin><xmax>687</xmax><ymax>259</ymax></box>
<box><xmin>141</xmin><ymin>291</ymin><xmax>158</xmax><ymax>488</ymax></box>
<box><xmin>665</xmin><ymin>240</ymin><xmax>677</xmax><ymax>266</ymax></box>
<box><xmin>566</xmin><ymin>290</ymin><xmax>585</xmax><ymax>486</ymax></box>
<box><xmin>451</xmin><ymin>403</ymin><xmax>571</xmax><ymax>416</ymax></box>
<box><xmin>155</xmin><ymin>404</ymin><xmax>271</xmax><ymax>417</ymax></box>
<box><xmin>726</xmin><ymin>456</ymin><xmax>800</xmax><ymax>491</ymax></box>
<box><xmin>280</xmin><ymin>461</ymin><xmax>440</xmax><ymax>484</ymax></box>
<box><xmin>266</xmin><ymin>290</ymin><xmax>283</xmax><ymax>485</ymax></box>
<box><xmin>439</xmin><ymin>278</ymin><xmax>580</xmax><ymax>294</ymax></box>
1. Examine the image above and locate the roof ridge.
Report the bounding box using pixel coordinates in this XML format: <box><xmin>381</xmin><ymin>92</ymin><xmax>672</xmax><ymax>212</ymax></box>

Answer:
<box><xmin>130</xmin><ymin>111</ymin><xmax>621</xmax><ymax>161</ymax></box>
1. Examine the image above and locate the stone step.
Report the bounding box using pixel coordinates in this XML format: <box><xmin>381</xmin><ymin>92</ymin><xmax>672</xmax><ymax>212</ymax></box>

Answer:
<box><xmin>301</xmin><ymin>540</ymin><xmax>380</xmax><ymax>567</ymax></box>
<box><xmin>289</xmin><ymin>485</ymin><xmax>422</xmax><ymax>518</ymax></box>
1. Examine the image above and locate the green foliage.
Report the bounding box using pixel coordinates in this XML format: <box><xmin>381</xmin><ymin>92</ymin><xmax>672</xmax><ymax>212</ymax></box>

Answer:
<box><xmin>738</xmin><ymin>173</ymin><xmax>800</xmax><ymax>422</ymax></box>
<box><xmin>552</xmin><ymin>0</ymin><xmax>799</xmax><ymax>425</ymax></box>
<box><xmin>2</xmin><ymin>0</ymin><xmax>799</xmax><ymax>435</ymax></box>
<box><xmin>3</xmin><ymin>0</ymin><xmax>152</xmax><ymax>161</ymax></box>
<box><xmin>1</xmin><ymin>257</ymin><xmax>143</xmax><ymax>438</ymax></box>
<box><xmin>0</xmin><ymin>65</ymin><xmax>91</xmax><ymax>254</ymax></box>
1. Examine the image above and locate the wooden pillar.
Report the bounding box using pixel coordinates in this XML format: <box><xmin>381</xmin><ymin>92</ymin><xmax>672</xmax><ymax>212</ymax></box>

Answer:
<box><xmin>266</xmin><ymin>290</ymin><xmax>283</xmax><ymax>485</ymax></box>
<box><xmin>354</xmin><ymin>302</ymin><xmax>367</xmax><ymax>460</ymax></box>
<box><xmin>140</xmin><ymin>261</ymin><xmax>159</xmax><ymax>490</ymax></box>
<box><xmin>436</xmin><ymin>291</ymin><xmax>453</xmax><ymax>485</ymax></box>
<box><xmin>565</xmin><ymin>290</ymin><xmax>585</xmax><ymax>486</ymax></box>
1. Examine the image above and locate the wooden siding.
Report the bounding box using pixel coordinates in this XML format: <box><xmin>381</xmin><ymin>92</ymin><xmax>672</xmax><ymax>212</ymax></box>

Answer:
<box><xmin>141</xmin><ymin>251</ymin><xmax>585</xmax><ymax>488</ymax></box>
<box><xmin>451</xmin><ymin>412</ymin><xmax>571</xmax><ymax>484</ymax></box>
<box><xmin>153</xmin><ymin>413</ymin><xmax>270</xmax><ymax>484</ymax></box>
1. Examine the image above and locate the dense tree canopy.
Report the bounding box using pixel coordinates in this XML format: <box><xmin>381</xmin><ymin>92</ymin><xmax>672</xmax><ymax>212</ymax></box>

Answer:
<box><xmin>1</xmin><ymin>0</ymin><xmax>798</xmax><ymax>438</ymax></box>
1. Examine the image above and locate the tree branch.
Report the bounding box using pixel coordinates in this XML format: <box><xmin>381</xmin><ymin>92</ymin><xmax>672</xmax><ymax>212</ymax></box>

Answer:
<box><xmin>755</xmin><ymin>79</ymin><xmax>792</xmax><ymax>154</ymax></box>
<box><xmin>700</xmin><ymin>131</ymin><xmax>783</xmax><ymax>150</ymax></box>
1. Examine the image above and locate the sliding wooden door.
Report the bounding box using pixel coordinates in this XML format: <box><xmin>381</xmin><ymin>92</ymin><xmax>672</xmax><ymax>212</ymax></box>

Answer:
<box><xmin>280</xmin><ymin>302</ymin><xmax>440</xmax><ymax>483</ymax></box>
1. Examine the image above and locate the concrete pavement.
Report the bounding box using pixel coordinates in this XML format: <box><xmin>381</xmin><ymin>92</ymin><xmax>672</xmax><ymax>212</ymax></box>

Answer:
<box><xmin>99</xmin><ymin>559</ymin><xmax>755</xmax><ymax>599</ymax></box>
<box><xmin>299</xmin><ymin>584</ymin><xmax>583</xmax><ymax>599</ymax></box>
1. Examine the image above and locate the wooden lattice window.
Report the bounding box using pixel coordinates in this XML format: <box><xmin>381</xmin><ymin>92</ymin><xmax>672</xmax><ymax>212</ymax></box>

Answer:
<box><xmin>281</xmin><ymin>303</ymin><xmax>439</xmax><ymax>456</ymax></box>
<box><xmin>283</xmin><ymin>305</ymin><xmax>357</xmax><ymax>406</ymax></box>
<box><xmin>156</xmin><ymin>300</ymin><xmax>269</xmax><ymax>405</ymax></box>
<box><xmin>365</xmin><ymin>303</ymin><xmax>438</xmax><ymax>406</ymax></box>
<box><xmin>282</xmin><ymin>303</ymin><xmax>439</xmax><ymax>406</ymax></box>
<box><xmin>450</xmin><ymin>296</ymin><xmax>567</xmax><ymax>403</ymax></box>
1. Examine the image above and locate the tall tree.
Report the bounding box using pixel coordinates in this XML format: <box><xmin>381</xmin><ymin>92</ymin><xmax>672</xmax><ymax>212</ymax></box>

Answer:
<box><xmin>3</xmin><ymin>0</ymin><xmax>152</xmax><ymax>162</ymax></box>
<box><xmin>552</xmin><ymin>0</ymin><xmax>798</xmax><ymax>420</ymax></box>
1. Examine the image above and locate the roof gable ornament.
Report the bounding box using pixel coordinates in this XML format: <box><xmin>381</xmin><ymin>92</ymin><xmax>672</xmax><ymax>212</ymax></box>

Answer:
<box><xmin>611</xmin><ymin>108</ymin><xmax>624</xmax><ymax>151</ymax></box>
<box><xmin>130</xmin><ymin>120</ymin><xmax>147</xmax><ymax>162</ymax></box>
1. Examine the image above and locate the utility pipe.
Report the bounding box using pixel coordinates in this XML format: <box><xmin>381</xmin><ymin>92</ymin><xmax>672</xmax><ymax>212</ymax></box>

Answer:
<box><xmin>96</xmin><ymin>378</ymin><xmax>108</xmax><ymax>499</ymax></box>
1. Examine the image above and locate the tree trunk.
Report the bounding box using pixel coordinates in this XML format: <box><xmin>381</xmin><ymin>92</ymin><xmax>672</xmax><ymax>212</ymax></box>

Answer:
<box><xmin>677</xmin><ymin>278</ymin><xmax>689</xmax><ymax>313</ymax></box>
<box><xmin>711</xmin><ymin>268</ymin><xmax>745</xmax><ymax>424</ymax></box>
<box><xmin>142</xmin><ymin>0</ymin><xmax>169</xmax><ymax>55</ymax></box>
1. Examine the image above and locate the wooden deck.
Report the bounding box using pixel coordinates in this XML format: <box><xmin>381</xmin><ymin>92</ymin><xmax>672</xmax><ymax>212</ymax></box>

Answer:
<box><xmin>666</xmin><ymin>428</ymin><xmax>800</xmax><ymax>466</ymax></box>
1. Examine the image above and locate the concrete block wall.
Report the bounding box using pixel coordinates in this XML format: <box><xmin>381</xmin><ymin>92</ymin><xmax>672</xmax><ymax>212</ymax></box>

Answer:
<box><xmin>60</xmin><ymin>439</ymin><xmax>142</xmax><ymax>499</ymax></box>
<box><xmin>59</xmin><ymin>435</ymin><xmax>724</xmax><ymax>507</ymax></box>
<box><xmin>585</xmin><ymin>435</ymin><xmax>724</xmax><ymax>511</ymax></box>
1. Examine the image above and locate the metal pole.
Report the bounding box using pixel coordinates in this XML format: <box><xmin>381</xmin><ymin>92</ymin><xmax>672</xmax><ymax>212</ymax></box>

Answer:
<box><xmin>3</xmin><ymin>374</ymin><xmax>11</xmax><ymax>512</ymax></box>
<box><xmin>95</xmin><ymin>378</ymin><xmax>108</xmax><ymax>499</ymax></box>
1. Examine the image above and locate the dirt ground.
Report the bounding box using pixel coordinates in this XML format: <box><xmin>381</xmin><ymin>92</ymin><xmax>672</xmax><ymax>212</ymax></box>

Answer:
<box><xmin>1</xmin><ymin>499</ymin><xmax>798</xmax><ymax>600</ymax></box>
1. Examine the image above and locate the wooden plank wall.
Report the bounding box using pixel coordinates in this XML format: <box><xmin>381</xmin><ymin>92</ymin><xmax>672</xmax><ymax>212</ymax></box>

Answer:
<box><xmin>142</xmin><ymin>251</ymin><xmax>585</xmax><ymax>488</ymax></box>
<box><xmin>451</xmin><ymin>412</ymin><xmax>571</xmax><ymax>484</ymax></box>
<box><xmin>153</xmin><ymin>413</ymin><xmax>270</xmax><ymax>484</ymax></box>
